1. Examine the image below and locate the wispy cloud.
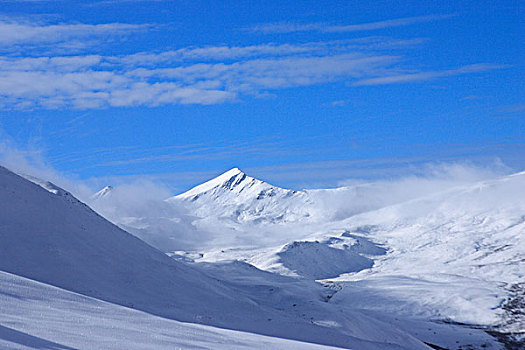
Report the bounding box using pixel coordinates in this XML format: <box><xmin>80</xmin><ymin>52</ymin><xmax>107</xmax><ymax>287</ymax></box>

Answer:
<box><xmin>0</xmin><ymin>55</ymin><xmax>104</xmax><ymax>71</ymax></box>
<box><xmin>121</xmin><ymin>42</ymin><xmax>330</xmax><ymax>66</ymax></box>
<box><xmin>0</xmin><ymin>37</ymin><xmax>405</xmax><ymax>109</ymax></box>
<box><xmin>245</xmin><ymin>157</ymin><xmax>513</xmax><ymax>190</ymax></box>
<box><xmin>90</xmin><ymin>0</ymin><xmax>174</xmax><ymax>4</ymax></box>
<box><xmin>0</xmin><ymin>15</ymin><xmax>503</xmax><ymax>110</ymax></box>
<box><xmin>126</xmin><ymin>54</ymin><xmax>399</xmax><ymax>91</ymax></box>
<box><xmin>119</xmin><ymin>38</ymin><xmax>424</xmax><ymax>66</ymax></box>
<box><xmin>1</xmin><ymin>122</ymin><xmax>520</xmax><ymax>194</ymax></box>
<box><xmin>250</xmin><ymin>14</ymin><xmax>454</xmax><ymax>34</ymax></box>
<box><xmin>330</xmin><ymin>100</ymin><xmax>347</xmax><ymax>107</ymax></box>
<box><xmin>0</xmin><ymin>20</ymin><xmax>150</xmax><ymax>47</ymax></box>
<box><xmin>0</xmin><ymin>47</ymin><xmax>503</xmax><ymax>109</ymax></box>
<box><xmin>494</xmin><ymin>104</ymin><xmax>525</xmax><ymax>114</ymax></box>
<box><xmin>0</xmin><ymin>68</ymin><xmax>235</xmax><ymax>109</ymax></box>
<box><xmin>53</xmin><ymin>137</ymin><xmax>305</xmax><ymax>171</ymax></box>
<box><xmin>353</xmin><ymin>64</ymin><xmax>506</xmax><ymax>86</ymax></box>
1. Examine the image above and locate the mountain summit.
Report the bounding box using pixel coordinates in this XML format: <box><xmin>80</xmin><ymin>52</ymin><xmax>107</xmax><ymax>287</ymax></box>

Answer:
<box><xmin>172</xmin><ymin>168</ymin><xmax>312</xmax><ymax>224</ymax></box>
<box><xmin>91</xmin><ymin>185</ymin><xmax>113</xmax><ymax>200</ymax></box>
<box><xmin>176</xmin><ymin>168</ymin><xmax>253</xmax><ymax>200</ymax></box>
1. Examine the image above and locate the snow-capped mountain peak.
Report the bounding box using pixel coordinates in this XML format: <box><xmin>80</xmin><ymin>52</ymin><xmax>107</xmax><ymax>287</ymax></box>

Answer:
<box><xmin>171</xmin><ymin>168</ymin><xmax>311</xmax><ymax>224</ymax></box>
<box><xmin>176</xmin><ymin>167</ymin><xmax>258</xmax><ymax>200</ymax></box>
<box><xmin>92</xmin><ymin>185</ymin><xmax>113</xmax><ymax>200</ymax></box>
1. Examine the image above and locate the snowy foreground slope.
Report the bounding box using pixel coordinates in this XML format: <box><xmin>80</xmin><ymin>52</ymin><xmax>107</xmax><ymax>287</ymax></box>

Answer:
<box><xmin>91</xmin><ymin>168</ymin><xmax>525</xmax><ymax>348</ymax></box>
<box><xmin>1</xmin><ymin>164</ymin><xmax>491</xmax><ymax>350</ymax></box>
<box><xmin>0</xmin><ymin>271</ymin><xmax>338</xmax><ymax>350</ymax></box>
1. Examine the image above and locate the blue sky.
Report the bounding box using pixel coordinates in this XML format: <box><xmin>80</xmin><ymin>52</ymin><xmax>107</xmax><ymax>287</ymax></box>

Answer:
<box><xmin>0</xmin><ymin>0</ymin><xmax>523</xmax><ymax>191</ymax></box>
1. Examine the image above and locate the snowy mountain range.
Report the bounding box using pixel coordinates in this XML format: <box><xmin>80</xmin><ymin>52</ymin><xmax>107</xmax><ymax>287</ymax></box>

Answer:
<box><xmin>1</xmin><ymin>165</ymin><xmax>524</xmax><ymax>349</ymax></box>
<box><xmin>166</xmin><ymin>168</ymin><xmax>525</xmax><ymax>335</ymax></box>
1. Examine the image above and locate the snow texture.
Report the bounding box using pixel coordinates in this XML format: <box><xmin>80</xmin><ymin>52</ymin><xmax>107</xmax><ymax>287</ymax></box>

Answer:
<box><xmin>1</xmin><ymin>165</ymin><xmax>463</xmax><ymax>350</ymax></box>
<box><xmin>2</xmin><ymin>165</ymin><xmax>522</xmax><ymax>349</ymax></box>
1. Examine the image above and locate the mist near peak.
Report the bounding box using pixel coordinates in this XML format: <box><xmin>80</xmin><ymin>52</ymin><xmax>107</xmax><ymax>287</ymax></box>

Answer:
<box><xmin>1</xmin><ymin>142</ymin><xmax>518</xmax><ymax>252</ymax></box>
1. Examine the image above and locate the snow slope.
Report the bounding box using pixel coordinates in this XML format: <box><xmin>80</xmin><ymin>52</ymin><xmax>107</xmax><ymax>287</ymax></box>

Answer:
<box><xmin>91</xmin><ymin>185</ymin><xmax>113</xmax><ymax>200</ymax></box>
<box><xmin>149</xmin><ymin>168</ymin><xmax>523</xmax><ymax>342</ymax></box>
<box><xmin>0</xmin><ymin>166</ymin><xmax>253</xmax><ymax>327</ymax></box>
<box><xmin>3</xmin><ymin>266</ymin><xmax>499</xmax><ymax>349</ymax></box>
<box><xmin>0</xmin><ymin>270</ymin><xmax>340</xmax><ymax>350</ymax></box>
<box><xmin>327</xmin><ymin>172</ymin><xmax>525</xmax><ymax>332</ymax></box>
<box><xmin>191</xmin><ymin>171</ymin><xmax>525</xmax><ymax>338</ymax></box>
<box><xmin>89</xmin><ymin>167</ymin><xmax>524</xmax><ymax>339</ymax></box>
<box><xmin>1</xmin><ymin>165</ymin><xmax>451</xmax><ymax>349</ymax></box>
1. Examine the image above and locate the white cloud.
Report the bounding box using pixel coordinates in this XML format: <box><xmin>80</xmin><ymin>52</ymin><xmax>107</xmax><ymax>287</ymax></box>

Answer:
<box><xmin>0</xmin><ymin>37</ymin><xmax>405</xmax><ymax>109</ymax></box>
<box><xmin>0</xmin><ymin>55</ymin><xmax>104</xmax><ymax>72</ymax></box>
<box><xmin>250</xmin><ymin>15</ymin><xmax>454</xmax><ymax>34</ymax></box>
<box><xmin>121</xmin><ymin>43</ymin><xmax>325</xmax><ymax>66</ymax></box>
<box><xmin>119</xmin><ymin>38</ymin><xmax>420</xmax><ymax>66</ymax></box>
<box><xmin>353</xmin><ymin>64</ymin><xmax>506</xmax><ymax>86</ymax></box>
<box><xmin>107</xmin><ymin>83</ymin><xmax>235</xmax><ymax>107</ymax></box>
<box><xmin>0</xmin><ymin>66</ymin><xmax>236</xmax><ymax>109</ymax></box>
<box><xmin>1</xmin><ymin>139</ymin><xmax>515</xmax><ymax>252</ymax></box>
<box><xmin>0</xmin><ymin>16</ymin><xmax>504</xmax><ymax>110</ymax></box>
<box><xmin>0</xmin><ymin>49</ymin><xmax>505</xmax><ymax>109</ymax></box>
<box><xmin>0</xmin><ymin>138</ymin><xmax>94</xmax><ymax>201</ymax></box>
<box><xmin>127</xmin><ymin>54</ymin><xmax>398</xmax><ymax>91</ymax></box>
<box><xmin>0</xmin><ymin>20</ymin><xmax>150</xmax><ymax>46</ymax></box>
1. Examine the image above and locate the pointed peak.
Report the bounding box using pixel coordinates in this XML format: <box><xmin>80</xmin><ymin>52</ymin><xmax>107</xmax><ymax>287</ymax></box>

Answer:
<box><xmin>212</xmin><ymin>167</ymin><xmax>249</xmax><ymax>181</ymax></box>
<box><xmin>219</xmin><ymin>167</ymin><xmax>245</xmax><ymax>178</ymax></box>
<box><xmin>202</xmin><ymin>167</ymin><xmax>248</xmax><ymax>186</ymax></box>
<box><xmin>225</xmin><ymin>167</ymin><xmax>243</xmax><ymax>174</ymax></box>
<box><xmin>92</xmin><ymin>185</ymin><xmax>113</xmax><ymax>200</ymax></box>
<box><xmin>176</xmin><ymin>167</ymin><xmax>255</xmax><ymax>199</ymax></box>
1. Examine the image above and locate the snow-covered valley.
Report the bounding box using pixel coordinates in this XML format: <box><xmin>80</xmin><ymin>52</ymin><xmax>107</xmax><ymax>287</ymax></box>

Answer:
<box><xmin>1</xmin><ymin>165</ymin><xmax>524</xmax><ymax>349</ymax></box>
